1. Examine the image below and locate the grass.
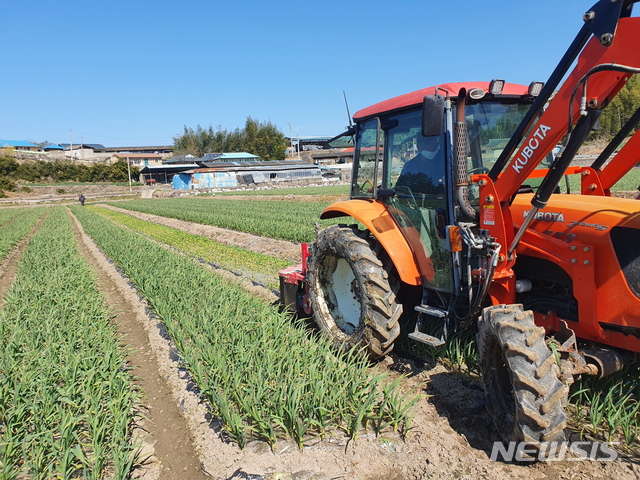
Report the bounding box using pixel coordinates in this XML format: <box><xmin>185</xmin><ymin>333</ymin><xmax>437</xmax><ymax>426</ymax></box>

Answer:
<box><xmin>525</xmin><ymin>166</ymin><xmax>640</xmax><ymax>193</ymax></box>
<box><xmin>20</xmin><ymin>182</ymin><xmax>144</xmax><ymax>187</ymax></box>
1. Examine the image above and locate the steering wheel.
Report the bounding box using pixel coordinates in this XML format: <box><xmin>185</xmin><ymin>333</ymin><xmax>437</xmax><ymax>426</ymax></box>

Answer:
<box><xmin>359</xmin><ymin>180</ymin><xmax>374</xmax><ymax>193</ymax></box>
<box><xmin>468</xmin><ymin>167</ymin><xmax>490</xmax><ymax>175</ymax></box>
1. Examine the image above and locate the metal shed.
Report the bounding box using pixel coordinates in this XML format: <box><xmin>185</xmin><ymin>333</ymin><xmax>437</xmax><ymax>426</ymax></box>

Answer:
<box><xmin>173</xmin><ymin>161</ymin><xmax>322</xmax><ymax>190</ymax></box>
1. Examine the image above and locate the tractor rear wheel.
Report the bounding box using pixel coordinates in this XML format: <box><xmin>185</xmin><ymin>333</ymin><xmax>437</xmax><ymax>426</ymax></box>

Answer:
<box><xmin>307</xmin><ymin>225</ymin><xmax>402</xmax><ymax>359</ymax></box>
<box><xmin>477</xmin><ymin>304</ymin><xmax>568</xmax><ymax>457</ymax></box>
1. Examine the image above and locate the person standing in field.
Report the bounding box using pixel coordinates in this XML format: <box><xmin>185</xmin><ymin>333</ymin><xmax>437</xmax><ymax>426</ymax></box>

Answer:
<box><xmin>79</xmin><ymin>194</ymin><xmax>85</xmax><ymax>206</ymax></box>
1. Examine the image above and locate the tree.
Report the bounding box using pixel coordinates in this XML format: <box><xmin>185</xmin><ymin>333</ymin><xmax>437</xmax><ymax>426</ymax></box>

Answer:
<box><xmin>173</xmin><ymin>117</ymin><xmax>288</xmax><ymax>160</ymax></box>
<box><xmin>591</xmin><ymin>75</ymin><xmax>640</xmax><ymax>140</ymax></box>
<box><xmin>0</xmin><ymin>156</ymin><xmax>18</xmax><ymax>177</ymax></box>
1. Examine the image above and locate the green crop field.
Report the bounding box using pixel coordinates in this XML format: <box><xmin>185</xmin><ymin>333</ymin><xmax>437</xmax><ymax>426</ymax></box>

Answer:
<box><xmin>1</xmin><ymin>179</ymin><xmax>640</xmax><ymax>476</ymax></box>
<box><xmin>108</xmin><ymin>198</ymin><xmax>344</xmax><ymax>243</ymax></box>
<box><xmin>71</xmin><ymin>205</ymin><xmax>419</xmax><ymax>448</ymax></box>
<box><xmin>0</xmin><ymin>208</ymin><xmax>140</xmax><ymax>478</ymax></box>
<box><xmin>86</xmin><ymin>205</ymin><xmax>290</xmax><ymax>290</ymax></box>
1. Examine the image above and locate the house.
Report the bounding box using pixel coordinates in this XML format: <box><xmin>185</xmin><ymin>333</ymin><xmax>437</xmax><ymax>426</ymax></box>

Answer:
<box><xmin>61</xmin><ymin>143</ymin><xmax>106</xmax><ymax>159</ymax></box>
<box><xmin>103</xmin><ymin>145</ymin><xmax>173</xmax><ymax>154</ymax></box>
<box><xmin>43</xmin><ymin>144</ymin><xmax>65</xmax><ymax>151</ymax></box>
<box><xmin>110</xmin><ymin>153</ymin><xmax>164</xmax><ymax>167</ymax></box>
<box><xmin>0</xmin><ymin>140</ymin><xmax>42</xmax><ymax>152</ymax></box>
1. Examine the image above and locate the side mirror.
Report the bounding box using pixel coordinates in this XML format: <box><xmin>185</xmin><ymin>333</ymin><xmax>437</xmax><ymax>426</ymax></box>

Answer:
<box><xmin>422</xmin><ymin>95</ymin><xmax>445</xmax><ymax>137</ymax></box>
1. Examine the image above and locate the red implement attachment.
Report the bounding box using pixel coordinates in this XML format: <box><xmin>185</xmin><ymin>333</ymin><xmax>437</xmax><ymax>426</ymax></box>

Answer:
<box><xmin>278</xmin><ymin>243</ymin><xmax>311</xmax><ymax>315</ymax></box>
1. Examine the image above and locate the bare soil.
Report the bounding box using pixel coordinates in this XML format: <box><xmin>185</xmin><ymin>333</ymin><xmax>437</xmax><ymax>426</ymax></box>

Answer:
<box><xmin>2</xmin><ymin>194</ymin><xmax>640</xmax><ymax>479</ymax></box>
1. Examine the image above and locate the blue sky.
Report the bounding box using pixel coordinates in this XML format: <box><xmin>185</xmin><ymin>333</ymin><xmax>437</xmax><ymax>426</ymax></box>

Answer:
<box><xmin>0</xmin><ymin>0</ymin><xmax>616</xmax><ymax>147</ymax></box>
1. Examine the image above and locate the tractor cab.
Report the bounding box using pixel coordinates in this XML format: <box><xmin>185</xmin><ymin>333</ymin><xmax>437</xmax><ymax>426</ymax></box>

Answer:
<box><xmin>348</xmin><ymin>82</ymin><xmax>544</xmax><ymax>294</ymax></box>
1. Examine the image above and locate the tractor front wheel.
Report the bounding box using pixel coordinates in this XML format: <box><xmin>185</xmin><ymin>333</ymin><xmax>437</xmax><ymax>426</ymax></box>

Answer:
<box><xmin>307</xmin><ymin>225</ymin><xmax>402</xmax><ymax>360</ymax></box>
<box><xmin>477</xmin><ymin>304</ymin><xmax>568</xmax><ymax>457</ymax></box>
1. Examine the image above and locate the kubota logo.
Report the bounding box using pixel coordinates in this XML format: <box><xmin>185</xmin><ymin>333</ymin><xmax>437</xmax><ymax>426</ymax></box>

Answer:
<box><xmin>512</xmin><ymin>124</ymin><xmax>552</xmax><ymax>173</ymax></box>
<box><xmin>523</xmin><ymin>210</ymin><xmax>565</xmax><ymax>223</ymax></box>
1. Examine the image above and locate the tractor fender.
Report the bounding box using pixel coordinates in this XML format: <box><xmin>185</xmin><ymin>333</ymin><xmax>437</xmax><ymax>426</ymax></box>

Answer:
<box><xmin>320</xmin><ymin>199</ymin><xmax>424</xmax><ymax>286</ymax></box>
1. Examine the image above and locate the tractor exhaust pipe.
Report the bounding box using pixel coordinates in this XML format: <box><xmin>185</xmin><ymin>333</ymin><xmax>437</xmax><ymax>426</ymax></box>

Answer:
<box><xmin>455</xmin><ymin>89</ymin><xmax>476</xmax><ymax>219</ymax></box>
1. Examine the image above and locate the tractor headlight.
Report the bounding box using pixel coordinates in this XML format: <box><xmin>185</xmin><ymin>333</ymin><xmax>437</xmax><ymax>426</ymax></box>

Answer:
<box><xmin>489</xmin><ymin>79</ymin><xmax>505</xmax><ymax>95</ymax></box>
<box><xmin>528</xmin><ymin>81</ymin><xmax>544</xmax><ymax>97</ymax></box>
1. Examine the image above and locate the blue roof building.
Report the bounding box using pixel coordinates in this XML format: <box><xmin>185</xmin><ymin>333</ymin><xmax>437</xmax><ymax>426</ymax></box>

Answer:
<box><xmin>0</xmin><ymin>140</ymin><xmax>41</xmax><ymax>151</ymax></box>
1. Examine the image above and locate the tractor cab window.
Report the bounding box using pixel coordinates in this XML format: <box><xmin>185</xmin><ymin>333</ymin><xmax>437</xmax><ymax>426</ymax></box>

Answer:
<box><xmin>462</xmin><ymin>101</ymin><xmax>530</xmax><ymax>175</ymax></box>
<box><xmin>351</xmin><ymin>118</ymin><xmax>383</xmax><ymax>198</ymax></box>
<box><xmin>382</xmin><ymin>109</ymin><xmax>453</xmax><ymax>292</ymax></box>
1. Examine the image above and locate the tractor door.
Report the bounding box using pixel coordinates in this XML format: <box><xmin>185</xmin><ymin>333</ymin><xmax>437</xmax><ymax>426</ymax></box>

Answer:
<box><xmin>379</xmin><ymin>110</ymin><xmax>453</xmax><ymax>292</ymax></box>
<box><xmin>351</xmin><ymin>118</ymin><xmax>383</xmax><ymax>198</ymax></box>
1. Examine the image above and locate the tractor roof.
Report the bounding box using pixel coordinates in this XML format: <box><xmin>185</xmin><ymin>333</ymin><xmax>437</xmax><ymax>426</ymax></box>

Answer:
<box><xmin>353</xmin><ymin>82</ymin><xmax>530</xmax><ymax>121</ymax></box>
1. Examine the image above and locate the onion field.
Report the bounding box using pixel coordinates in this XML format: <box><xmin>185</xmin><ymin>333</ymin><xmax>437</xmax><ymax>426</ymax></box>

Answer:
<box><xmin>85</xmin><ymin>205</ymin><xmax>289</xmax><ymax>290</ymax></box>
<box><xmin>71</xmin><ymin>205</ymin><xmax>419</xmax><ymax>449</ymax></box>
<box><xmin>106</xmin><ymin>198</ymin><xmax>343</xmax><ymax>243</ymax></box>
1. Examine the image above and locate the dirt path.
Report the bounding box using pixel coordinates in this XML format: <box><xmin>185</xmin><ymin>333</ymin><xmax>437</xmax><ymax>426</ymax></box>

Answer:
<box><xmin>62</xmin><ymin>208</ymin><xmax>640</xmax><ymax>480</ymax></box>
<box><xmin>69</xmin><ymin>209</ymin><xmax>212</xmax><ymax>479</ymax></box>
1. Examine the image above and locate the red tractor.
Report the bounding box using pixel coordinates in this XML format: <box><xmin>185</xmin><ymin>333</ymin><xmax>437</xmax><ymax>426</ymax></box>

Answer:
<box><xmin>280</xmin><ymin>0</ymin><xmax>640</xmax><ymax>454</ymax></box>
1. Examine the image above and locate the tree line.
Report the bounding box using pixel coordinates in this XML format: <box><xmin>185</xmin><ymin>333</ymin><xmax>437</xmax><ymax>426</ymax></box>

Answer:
<box><xmin>0</xmin><ymin>156</ymin><xmax>139</xmax><ymax>196</ymax></box>
<box><xmin>593</xmin><ymin>74</ymin><xmax>640</xmax><ymax>140</ymax></box>
<box><xmin>173</xmin><ymin>117</ymin><xmax>288</xmax><ymax>160</ymax></box>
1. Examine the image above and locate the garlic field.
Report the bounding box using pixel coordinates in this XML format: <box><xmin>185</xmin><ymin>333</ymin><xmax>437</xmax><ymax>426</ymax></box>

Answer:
<box><xmin>0</xmin><ymin>196</ymin><xmax>638</xmax><ymax>480</ymax></box>
<box><xmin>0</xmin><ymin>204</ymin><xmax>417</xmax><ymax>479</ymax></box>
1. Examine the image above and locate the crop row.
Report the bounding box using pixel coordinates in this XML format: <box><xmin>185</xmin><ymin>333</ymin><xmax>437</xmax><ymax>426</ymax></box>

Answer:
<box><xmin>0</xmin><ymin>207</ymin><xmax>140</xmax><ymax>479</ymax></box>
<box><xmin>0</xmin><ymin>208</ymin><xmax>46</xmax><ymax>260</ymax></box>
<box><xmin>219</xmin><ymin>185</ymin><xmax>350</xmax><ymax>197</ymax></box>
<box><xmin>0</xmin><ymin>208</ymin><xmax>33</xmax><ymax>228</ymax></box>
<box><xmin>71</xmin><ymin>205</ymin><xmax>420</xmax><ymax>448</ymax></box>
<box><xmin>87</xmin><ymin>205</ymin><xmax>289</xmax><ymax>290</ymax></box>
<box><xmin>108</xmin><ymin>198</ymin><xmax>343</xmax><ymax>243</ymax></box>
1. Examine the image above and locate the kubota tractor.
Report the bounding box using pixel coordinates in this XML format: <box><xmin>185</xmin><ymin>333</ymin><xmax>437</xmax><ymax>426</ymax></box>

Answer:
<box><xmin>280</xmin><ymin>0</ymin><xmax>640</xmax><ymax>454</ymax></box>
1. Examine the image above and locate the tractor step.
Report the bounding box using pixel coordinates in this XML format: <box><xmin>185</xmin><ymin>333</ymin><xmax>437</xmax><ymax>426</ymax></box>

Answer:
<box><xmin>408</xmin><ymin>331</ymin><xmax>445</xmax><ymax>347</ymax></box>
<box><xmin>415</xmin><ymin>304</ymin><xmax>447</xmax><ymax>317</ymax></box>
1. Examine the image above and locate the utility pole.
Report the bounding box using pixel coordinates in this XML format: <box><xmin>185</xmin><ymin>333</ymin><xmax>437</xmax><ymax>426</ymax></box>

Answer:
<box><xmin>289</xmin><ymin>121</ymin><xmax>294</xmax><ymax>158</ymax></box>
<box><xmin>127</xmin><ymin>156</ymin><xmax>132</xmax><ymax>193</ymax></box>
<box><xmin>70</xmin><ymin>130</ymin><xmax>73</xmax><ymax>160</ymax></box>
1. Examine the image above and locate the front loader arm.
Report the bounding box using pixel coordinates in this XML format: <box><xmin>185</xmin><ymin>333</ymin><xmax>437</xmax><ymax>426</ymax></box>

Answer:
<box><xmin>495</xmin><ymin>15</ymin><xmax>640</xmax><ymax>203</ymax></box>
<box><xmin>473</xmin><ymin>2</ymin><xmax>640</xmax><ymax>300</ymax></box>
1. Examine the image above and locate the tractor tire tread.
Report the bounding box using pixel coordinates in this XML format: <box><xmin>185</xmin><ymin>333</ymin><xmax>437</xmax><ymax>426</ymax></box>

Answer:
<box><xmin>478</xmin><ymin>304</ymin><xmax>567</xmax><ymax>456</ymax></box>
<box><xmin>307</xmin><ymin>224</ymin><xmax>402</xmax><ymax>359</ymax></box>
